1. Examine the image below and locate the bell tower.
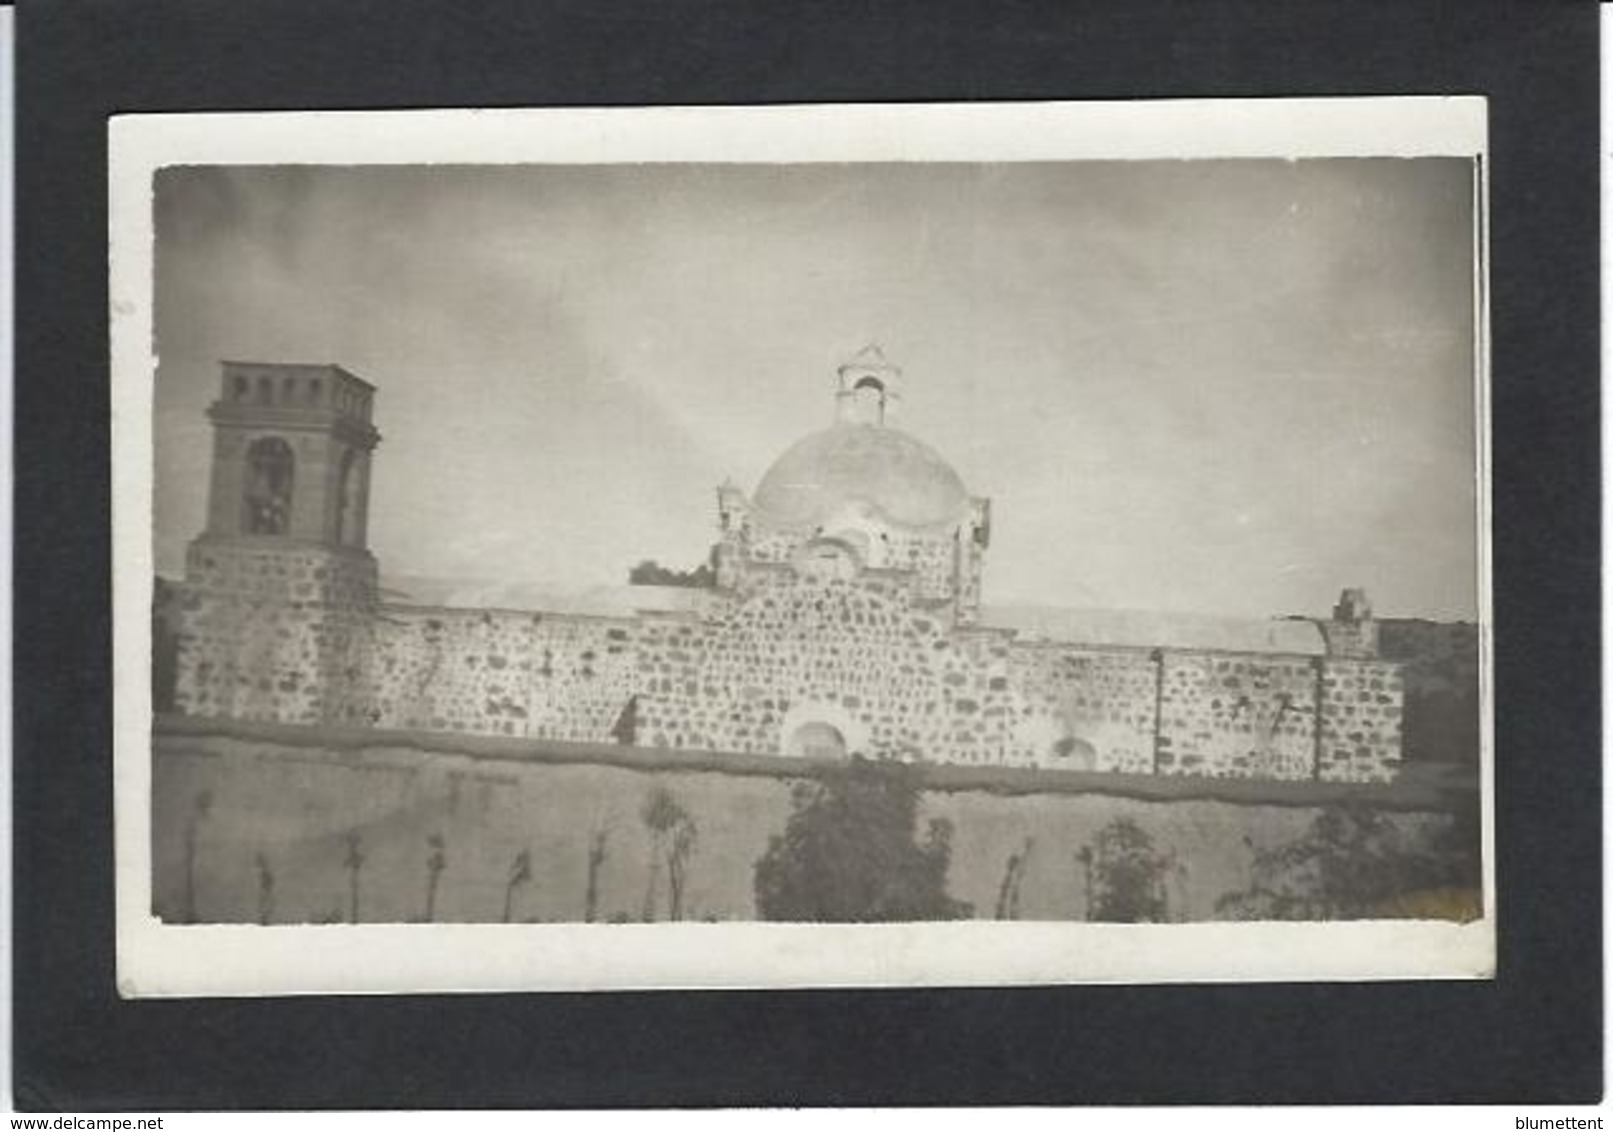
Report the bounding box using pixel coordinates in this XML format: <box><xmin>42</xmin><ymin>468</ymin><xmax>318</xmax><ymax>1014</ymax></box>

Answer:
<box><xmin>200</xmin><ymin>361</ymin><xmax>380</xmax><ymax>549</ymax></box>
<box><xmin>177</xmin><ymin>362</ymin><xmax>383</xmax><ymax>726</ymax></box>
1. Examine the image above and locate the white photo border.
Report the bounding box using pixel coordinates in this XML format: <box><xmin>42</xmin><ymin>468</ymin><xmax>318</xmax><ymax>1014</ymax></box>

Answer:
<box><xmin>110</xmin><ymin>97</ymin><xmax>1494</xmax><ymax>997</ymax></box>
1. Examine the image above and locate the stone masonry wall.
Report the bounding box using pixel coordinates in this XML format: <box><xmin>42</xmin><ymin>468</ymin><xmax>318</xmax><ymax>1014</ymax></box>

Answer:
<box><xmin>175</xmin><ymin>540</ymin><xmax>378</xmax><ymax>726</ymax></box>
<box><xmin>175</xmin><ymin>554</ymin><xmax>1403</xmax><ymax>784</ymax></box>
<box><xmin>632</xmin><ymin>574</ymin><xmax>1043</xmax><ymax>764</ymax></box>
<box><xmin>633</xmin><ymin>575</ymin><xmax>949</xmax><ymax>758</ymax></box>
<box><xmin>1156</xmin><ymin>652</ymin><xmax>1320</xmax><ymax>780</ymax></box>
<box><xmin>739</xmin><ymin>523</ymin><xmax>963</xmax><ymax>606</ymax></box>
<box><xmin>934</xmin><ymin>628</ymin><xmax>1028</xmax><ymax>767</ymax></box>
<box><xmin>1004</xmin><ymin>645</ymin><xmax>1158</xmax><ymax>773</ymax></box>
<box><xmin>989</xmin><ymin>646</ymin><xmax>1347</xmax><ymax>781</ymax></box>
<box><xmin>627</xmin><ymin>571</ymin><xmax>1401</xmax><ymax>782</ymax></box>
<box><xmin>367</xmin><ymin>606</ymin><xmax>637</xmax><ymax>743</ymax></box>
<box><xmin>1318</xmin><ymin>659</ymin><xmax>1403</xmax><ymax>783</ymax></box>
<box><xmin>876</xmin><ymin>529</ymin><xmax>960</xmax><ymax>604</ymax></box>
<box><xmin>176</xmin><ymin>548</ymin><xmax>641</xmax><ymax>744</ymax></box>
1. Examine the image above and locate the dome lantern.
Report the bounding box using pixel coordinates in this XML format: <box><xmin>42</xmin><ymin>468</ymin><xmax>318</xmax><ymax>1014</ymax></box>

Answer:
<box><xmin>834</xmin><ymin>344</ymin><xmax>902</xmax><ymax>427</ymax></box>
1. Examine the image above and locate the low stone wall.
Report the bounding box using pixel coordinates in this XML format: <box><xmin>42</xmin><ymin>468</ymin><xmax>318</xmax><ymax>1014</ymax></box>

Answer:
<box><xmin>150</xmin><ymin>721</ymin><xmax>1468</xmax><ymax>926</ymax></box>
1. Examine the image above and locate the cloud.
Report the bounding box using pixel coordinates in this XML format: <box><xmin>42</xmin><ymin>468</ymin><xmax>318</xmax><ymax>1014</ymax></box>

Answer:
<box><xmin>154</xmin><ymin>159</ymin><xmax>1479</xmax><ymax>619</ymax></box>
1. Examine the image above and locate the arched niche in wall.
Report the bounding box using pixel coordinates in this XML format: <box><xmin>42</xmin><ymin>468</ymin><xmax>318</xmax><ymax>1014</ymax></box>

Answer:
<box><xmin>1013</xmin><ymin>712</ymin><xmax>1102</xmax><ymax>771</ymax></box>
<box><xmin>1052</xmin><ymin>735</ymin><xmax>1098</xmax><ymax>770</ymax></box>
<box><xmin>789</xmin><ymin>535</ymin><xmax>863</xmax><ymax>583</ymax></box>
<box><xmin>243</xmin><ymin>436</ymin><xmax>294</xmax><ymax>536</ymax></box>
<box><xmin>779</xmin><ymin>700</ymin><xmax>869</xmax><ymax>760</ymax></box>
<box><xmin>786</xmin><ymin>721</ymin><xmax>848</xmax><ymax>761</ymax></box>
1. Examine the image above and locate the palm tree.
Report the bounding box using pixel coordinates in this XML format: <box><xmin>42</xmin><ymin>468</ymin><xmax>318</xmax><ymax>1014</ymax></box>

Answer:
<box><xmin>504</xmin><ymin>848</ymin><xmax>532</xmax><ymax>923</ymax></box>
<box><xmin>1075</xmin><ymin>845</ymin><xmax>1094</xmax><ymax>921</ymax></box>
<box><xmin>640</xmin><ymin>787</ymin><xmax>695</xmax><ymax>922</ymax></box>
<box><xmin>423</xmin><ymin>834</ymin><xmax>447</xmax><ymax>923</ymax></box>
<box><xmin>666</xmin><ymin>819</ymin><xmax>698</xmax><ymax>922</ymax></box>
<box><xmin>181</xmin><ymin>789</ymin><xmax>214</xmax><ymax>924</ymax></box>
<box><xmin>995</xmin><ymin>846</ymin><xmax>1022</xmax><ymax>921</ymax></box>
<box><xmin>254</xmin><ymin>851</ymin><xmax>275</xmax><ymax>926</ymax></box>
<box><xmin>343</xmin><ymin>831</ymin><xmax>365</xmax><ymax>924</ymax></box>
<box><xmin>584</xmin><ymin>825</ymin><xmax>610</xmax><ymax>923</ymax></box>
<box><xmin>995</xmin><ymin>838</ymin><xmax>1035</xmax><ymax>920</ymax></box>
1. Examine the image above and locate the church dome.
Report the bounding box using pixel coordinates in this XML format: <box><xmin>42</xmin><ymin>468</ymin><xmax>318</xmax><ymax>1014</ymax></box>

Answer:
<box><xmin>751</xmin><ymin>422</ymin><xmax>971</xmax><ymax>532</ymax></box>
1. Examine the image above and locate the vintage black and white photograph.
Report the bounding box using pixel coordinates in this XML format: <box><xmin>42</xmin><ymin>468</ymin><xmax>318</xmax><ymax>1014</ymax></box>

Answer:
<box><xmin>111</xmin><ymin>100</ymin><xmax>1492</xmax><ymax>994</ymax></box>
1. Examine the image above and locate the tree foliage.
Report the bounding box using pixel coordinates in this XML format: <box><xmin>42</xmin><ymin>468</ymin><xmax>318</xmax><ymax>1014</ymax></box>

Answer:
<box><xmin>641</xmin><ymin>786</ymin><xmax>698</xmax><ymax>922</ymax></box>
<box><xmin>1215</xmin><ymin>803</ymin><xmax>1480</xmax><ymax>921</ymax></box>
<box><xmin>628</xmin><ymin>550</ymin><xmax>716</xmax><ymax>589</ymax></box>
<box><xmin>753</xmin><ymin>758</ymin><xmax>970</xmax><ymax>922</ymax></box>
<box><xmin>1083</xmin><ymin>817</ymin><xmax>1172</xmax><ymax>923</ymax></box>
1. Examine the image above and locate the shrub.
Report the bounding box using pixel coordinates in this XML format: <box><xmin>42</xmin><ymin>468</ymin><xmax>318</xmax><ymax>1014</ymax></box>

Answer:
<box><xmin>1216</xmin><ymin>803</ymin><xmax>1477</xmax><ymax>921</ymax></box>
<box><xmin>753</xmin><ymin>758</ymin><xmax>970</xmax><ymax>922</ymax></box>
<box><xmin>1080</xmin><ymin>818</ymin><xmax>1172</xmax><ymax>923</ymax></box>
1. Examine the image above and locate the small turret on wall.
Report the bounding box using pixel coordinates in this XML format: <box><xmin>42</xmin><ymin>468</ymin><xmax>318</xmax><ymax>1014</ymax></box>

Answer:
<box><xmin>1321</xmin><ymin>587</ymin><xmax>1379</xmax><ymax>659</ymax></box>
<box><xmin>713</xmin><ymin>481</ymin><xmax>753</xmax><ymax>591</ymax></box>
<box><xmin>951</xmin><ymin>495</ymin><xmax>992</xmax><ymax>626</ymax></box>
<box><xmin>833</xmin><ymin>345</ymin><xmax>901</xmax><ymax>427</ymax></box>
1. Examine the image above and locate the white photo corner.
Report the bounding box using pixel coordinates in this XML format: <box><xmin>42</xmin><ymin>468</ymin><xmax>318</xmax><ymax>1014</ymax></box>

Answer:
<box><xmin>109</xmin><ymin>98</ymin><xmax>1493</xmax><ymax>996</ymax></box>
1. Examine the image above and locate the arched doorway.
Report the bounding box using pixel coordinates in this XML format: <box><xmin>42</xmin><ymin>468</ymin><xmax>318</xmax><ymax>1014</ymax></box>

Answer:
<box><xmin>787</xmin><ymin>721</ymin><xmax>848</xmax><ymax>761</ymax></box>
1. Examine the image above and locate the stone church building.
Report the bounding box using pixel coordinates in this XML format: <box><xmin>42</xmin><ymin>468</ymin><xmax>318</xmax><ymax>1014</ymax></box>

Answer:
<box><xmin>171</xmin><ymin>351</ymin><xmax>1404</xmax><ymax>782</ymax></box>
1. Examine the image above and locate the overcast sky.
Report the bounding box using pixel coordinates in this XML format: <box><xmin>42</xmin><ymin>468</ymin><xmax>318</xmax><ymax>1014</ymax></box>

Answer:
<box><xmin>152</xmin><ymin>159</ymin><xmax>1478</xmax><ymax>619</ymax></box>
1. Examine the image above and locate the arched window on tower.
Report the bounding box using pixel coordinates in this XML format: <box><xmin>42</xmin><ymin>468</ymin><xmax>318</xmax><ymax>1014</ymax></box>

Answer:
<box><xmin>244</xmin><ymin>437</ymin><xmax>294</xmax><ymax>535</ymax></box>
<box><xmin>335</xmin><ymin>448</ymin><xmax>361</xmax><ymax>545</ymax></box>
